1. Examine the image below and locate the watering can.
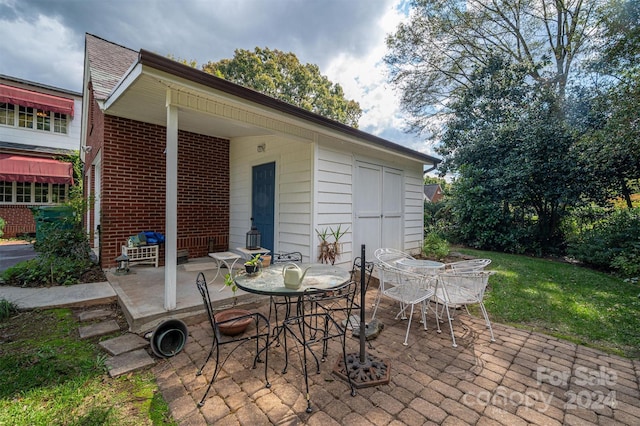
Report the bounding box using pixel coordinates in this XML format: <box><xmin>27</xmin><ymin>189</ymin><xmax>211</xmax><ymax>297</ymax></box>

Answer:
<box><xmin>282</xmin><ymin>263</ymin><xmax>310</xmax><ymax>289</ymax></box>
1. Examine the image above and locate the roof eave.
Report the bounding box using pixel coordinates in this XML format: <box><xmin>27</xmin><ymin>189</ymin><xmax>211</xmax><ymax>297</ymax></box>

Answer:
<box><xmin>135</xmin><ymin>49</ymin><xmax>440</xmax><ymax>166</ymax></box>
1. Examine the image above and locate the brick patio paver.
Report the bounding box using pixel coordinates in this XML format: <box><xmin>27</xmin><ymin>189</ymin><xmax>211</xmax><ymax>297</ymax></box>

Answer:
<box><xmin>152</xmin><ymin>290</ymin><xmax>640</xmax><ymax>425</ymax></box>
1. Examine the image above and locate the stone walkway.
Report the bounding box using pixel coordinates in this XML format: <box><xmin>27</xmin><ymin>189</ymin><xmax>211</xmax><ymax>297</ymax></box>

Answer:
<box><xmin>151</xmin><ymin>293</ymin><xmax>640</xmax><ymax>425</ymax></box>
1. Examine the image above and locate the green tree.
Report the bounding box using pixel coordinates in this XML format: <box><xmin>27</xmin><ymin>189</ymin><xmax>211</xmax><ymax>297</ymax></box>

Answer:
<box><xmin>385</xmin><ymin>0</ymin><xmax>602</xmax><ymax>135</ymax></box>
<box><xmin>202</xmin><ymin>47</ymin><xmax>362</xmax><ymax>127</ymax></box>
<box><xmin>438</xmin><ymin>56</ymin><xmax>585</xmax><ymax>254</ymax></box>
<box><xmin>576</xmin><ymin>0</ymin><xmax>640</xmax><ymax>208</ymax></box>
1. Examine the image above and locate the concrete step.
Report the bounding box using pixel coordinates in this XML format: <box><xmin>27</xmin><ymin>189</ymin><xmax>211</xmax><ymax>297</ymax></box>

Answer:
<box><xmin>105</xmin><ymin>349</ymin><xmax>156</xmax><ymax>378</ymax></box>
<box><xmin>99</xmin><ymin>333</ymin><xmax>149</xmax><ymax>356</ymax></box>
<box><xmin>78</xmin><ymin>319</ymin><xmax>121</xmax><ymax>339</ymax></box>
<box><xmin>77</xmin><ymin>308</ymin><xmax>114</xmax><ymax>322</ymax></box>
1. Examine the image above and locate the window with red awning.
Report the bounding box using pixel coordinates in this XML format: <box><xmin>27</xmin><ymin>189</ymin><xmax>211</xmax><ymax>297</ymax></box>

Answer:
<box><xmin>0</xmin><ymin>154</ymin><xmax>74</xmax><ymax>185</ymax></box>
<box><xmin>0</xmin><ymin>84</ymin><xmax>74</xmax><ymax>117</ymax></box>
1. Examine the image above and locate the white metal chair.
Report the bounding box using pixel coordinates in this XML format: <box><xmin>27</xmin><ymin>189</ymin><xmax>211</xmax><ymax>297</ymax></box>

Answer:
<box><xmin>433</xmin><ymin>271</ymin><xmax>496</xmax><ymax>347</ymax></box>
<box><xmin>372</xmin><ymin>248</ymin><xmax>415</xmax><ymax>312</ymax></box>
<box><xmin>371</xmin><ymin>264</ymin><xmax>435</xmax><ymax>346</ymax></box>
<box><xmin>443</xmin><ymin>258</ymin><xmax>491</xmax><ymax>273</ymax></box>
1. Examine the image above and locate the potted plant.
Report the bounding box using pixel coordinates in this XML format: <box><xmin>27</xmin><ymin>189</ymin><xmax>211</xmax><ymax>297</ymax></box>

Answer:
<box><xmin>214</xmin><ymin>273</ymin><xmax>252</xmax><ymax>336</ymax></box>
<box><xmin>244</xmin><ymin>253</ymin><xmax>262</xmax><ymax>274</ymax></box>
<box><xmin>316</xmin><ymin>225</ymin><xmax>349</xmax><ymax>265</ymax></box>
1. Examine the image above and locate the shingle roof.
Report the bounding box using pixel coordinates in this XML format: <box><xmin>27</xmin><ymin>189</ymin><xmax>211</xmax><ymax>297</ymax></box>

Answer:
<box><xmin>85</xmin><ymin>34</ymin><xmax>138</xmax><ymax>100</ymax></box>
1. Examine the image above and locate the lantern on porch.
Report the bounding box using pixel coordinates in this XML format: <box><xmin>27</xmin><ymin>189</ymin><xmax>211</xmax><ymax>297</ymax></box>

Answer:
<box><xmin>245</xmin><ymin>218</ymin><xmax>261</xmax><ymax>250</ymax></box>
<box><xmin>115</xmin><ymin>253</ymin><xmax>130</xmax><ymax>275</ymax></box>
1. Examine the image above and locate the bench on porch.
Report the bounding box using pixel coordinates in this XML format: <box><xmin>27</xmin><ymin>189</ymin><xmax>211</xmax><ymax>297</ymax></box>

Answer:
<box><xmin>122</xmin><ymin>244</ymin><xmax>159</xmax><ymax>268</ymax></box>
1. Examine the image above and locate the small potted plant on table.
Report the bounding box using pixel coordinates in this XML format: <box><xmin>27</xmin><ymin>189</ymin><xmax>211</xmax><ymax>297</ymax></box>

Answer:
<box><xmin>214</xmin><ymin>273</ymin><xmax>253</xmax><ymax>336</ymax></box>
<box><xmin>244</xmin><ymin>253</ymin><xmax>263</xmax><ymax>275</ymax></box>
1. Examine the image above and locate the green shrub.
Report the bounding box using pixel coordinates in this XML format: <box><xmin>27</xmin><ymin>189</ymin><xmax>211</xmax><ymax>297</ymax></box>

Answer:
<box><xmin>423</xmin><ymin>232</ymin><xmax>450</xmax><ymax>260</ymax></box>
<box><xmin>1</xmin><ymin>220</ymin><xmax>94</xmax><ymax>287</ymax></box>
<box><xmin>0</xmin><ymin>217</ymin><xmax>5</xmax><ymax>238</ymax></box>
<box><xmin>0</xmin><ymin>299</ymin><xmax>18</xmax><ymax>321</ymax></box>
<box><xmin>567</xmin><ymin>208</ymin><xmax>640</xmax><ymax>277</ymax></box>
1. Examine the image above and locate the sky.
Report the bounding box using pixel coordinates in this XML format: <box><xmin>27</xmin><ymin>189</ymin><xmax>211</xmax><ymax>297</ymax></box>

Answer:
<box><xmin>0</xmin><ymin>0</ymin><xmax>440</xmax><ymax>160</ymax></box>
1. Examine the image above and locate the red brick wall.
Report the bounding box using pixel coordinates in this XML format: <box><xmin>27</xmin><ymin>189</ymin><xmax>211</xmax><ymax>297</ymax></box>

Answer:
<box><xmin>0</xmin><ymin>205</ymin><xmax>35</xmax><ymax>238</ymax></box>
<box><xmin>98</xmin><ymin>114</ymin><xmax>230</xmax><ymax>267</ymax></box>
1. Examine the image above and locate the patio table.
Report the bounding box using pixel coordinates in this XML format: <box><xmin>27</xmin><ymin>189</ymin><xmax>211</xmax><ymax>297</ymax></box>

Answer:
<box><xmin>234</xmin><ymin>263</ymin><xmax>351</xmax><ymax>371</ymax></box>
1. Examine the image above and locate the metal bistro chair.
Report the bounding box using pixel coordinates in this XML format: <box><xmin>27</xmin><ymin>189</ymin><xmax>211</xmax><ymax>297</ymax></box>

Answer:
<box><xmin>195</xmin><ymin>272</ymin><xmax>271</xmax><ymax>407</ymax></box>
<box><xmin>282</xmin><ymin>280</ymin><xmax>358</xmax><ymax>413</ymax></box>
<box><xmin>433</xmin><ymin>270</ymin><xmax>496</xmax><ymax>347</ymax></box>
<box><xmin>444</xmin><ymin>258</ymin><xmax>492</xmax><ymax>273</ymax></box>
<box><xmin>312</xmin><ymin>256</ymin><xmax>374</xmax><ymax>331</ymax></box>
<box><xmin>268</xmin><ymin>252</ymin><xmax>303</xmax><ymax>344</ymax></box>
<box><xmin>371</xmin><ymin>264</ymin><xmax>436</xmax><ymax>346</ymax></box>
<box><xmin>372</xmin><ymin>248</ymin><xmax>416</xmax><ymax>318</ymax></box>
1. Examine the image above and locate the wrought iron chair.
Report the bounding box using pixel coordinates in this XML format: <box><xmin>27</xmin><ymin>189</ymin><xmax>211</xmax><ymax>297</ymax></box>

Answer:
<box><xmin>195</xmin><ymin>272</ymin><xmax>271</xmax><ymax>407</ymax></box>
<box><xmin>433</xmin><ymin>270</ymin><xmax>496</xmax><ymax>347</ymax></box>
<box><xmin>371</xmin><ymin>264</ymin><xmax>436</xmax><ymax>346</ymax></box>
<box><xmin>268</xmin><ymin>252</ymin><xmax>303</xmax><ymax>345</ymax></box>
<box><xmin>272</xmin><ymin>251</ymin><xmax>303</xmax><ymax>264</ymax></box>
<box><xmin>312</xmin><ymin>256</ymin><xmax>374</xmax><ymax>331</ymax></box>
<box><xmin>282</xmin><ymin>280</ymin><xmax>358</xmax><ymax>413</ymax></box>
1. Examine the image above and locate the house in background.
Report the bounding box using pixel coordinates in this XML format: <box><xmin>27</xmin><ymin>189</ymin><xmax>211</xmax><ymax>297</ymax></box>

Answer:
<box><xmin>0</xmin><ymin>75</ymin><xmax>81</xmax><ymax>238</ymax></box>
<box><xmin>424</xmin><ymin>184</ymin><xmax>444</xmax><ymax>203</ymax></box>
<box><xmin>82</xmin><ymin>34</ymin><xmax>440</xmax><ymax>310</ymax></box>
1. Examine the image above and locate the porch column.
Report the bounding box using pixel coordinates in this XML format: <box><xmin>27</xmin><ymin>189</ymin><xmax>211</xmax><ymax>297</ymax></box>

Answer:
<box><xmin>164</xmin><ymin>91</ymin><xmax>178</xmax><ymax>310</ymax></box>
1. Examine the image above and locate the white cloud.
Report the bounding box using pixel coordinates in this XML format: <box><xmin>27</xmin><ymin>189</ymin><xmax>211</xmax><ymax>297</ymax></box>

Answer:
<box><xmin>0</xmin><ymin>14</ymin><xmax>83</xmax><ymax>91</ymax></box>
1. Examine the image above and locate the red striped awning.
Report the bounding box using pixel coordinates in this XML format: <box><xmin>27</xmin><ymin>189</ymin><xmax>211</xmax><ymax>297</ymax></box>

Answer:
<box><xmin>0</xmin><ymin>84</ymin><xmax>74</xmax><ymax>117</ymax></box>
<box><xmin>0</xmin><ymin>154</ymin><xmax>74</xmax><ymax>185</ymax></box>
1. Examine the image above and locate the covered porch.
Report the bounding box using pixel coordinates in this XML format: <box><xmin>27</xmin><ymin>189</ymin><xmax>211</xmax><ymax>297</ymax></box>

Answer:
<box><xmin>106</xmin><ymin>257</ymin><xmax>269</xmax><ymax>334</ymax></box>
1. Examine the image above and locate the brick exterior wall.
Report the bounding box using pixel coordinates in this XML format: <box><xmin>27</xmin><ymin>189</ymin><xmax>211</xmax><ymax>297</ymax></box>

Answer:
<box><xmin>0</xmin><ymin>205</ymin><xmax>35</xmax><ymax>238</ymax></box>
<box><xmin>89</xmin><ymin>111</ymin><xmax>230</xmax><ymax>268</ymax></box>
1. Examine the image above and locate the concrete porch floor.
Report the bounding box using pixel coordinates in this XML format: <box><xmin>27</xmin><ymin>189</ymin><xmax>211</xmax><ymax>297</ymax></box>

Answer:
<box><xmin>106</xmin><ymin>257</ymin><xmax>268</xmax><ymax>334</ymax></box>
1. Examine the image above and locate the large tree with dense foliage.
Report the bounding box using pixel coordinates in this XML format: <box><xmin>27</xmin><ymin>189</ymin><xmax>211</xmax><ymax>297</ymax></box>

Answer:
<box><xmin>385</xmin><ymin>0</ymin><xmax>602</xmax><ymax>135</ymax></box>
<box><xmin>576</xmin><ymin>0</ymin><xmax>640</xmax><ymax>208</ymax></box>
<box><xmin>202</xmin><ymin>47</ymin><xmax>362</xmax><ymax>127</ymax></box>
<box><xmin>438</xmin><ymin>57</ymin><xmax>586</xmax><ymax>253</ymax></box>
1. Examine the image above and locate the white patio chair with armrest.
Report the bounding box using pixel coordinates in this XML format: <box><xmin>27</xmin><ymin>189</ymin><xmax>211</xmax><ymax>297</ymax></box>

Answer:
<box><xmin>372</xmin><ymin>248</ymin><xmax>415</xmax><ymax>312</ymax></box>
<box><xmin>433</xmin><ymin>270</ymin><xmax>496</xmax><ymax>347</ymax></box>
<box><xmin>443</xmin><ymin>258</ymin><xmax>491</xmax><ymax>273</ymax></box>
<box><xmin>371</xmin><ymin>264</ymin><xmax>435</xmax><ymax>346</ymax></box>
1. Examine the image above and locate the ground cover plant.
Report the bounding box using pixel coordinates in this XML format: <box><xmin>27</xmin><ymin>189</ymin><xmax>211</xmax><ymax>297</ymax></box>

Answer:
<box><xmin>0</xmin><ymin>305</ymin><xmax>175</xmax><ymax>425</ymax></box>
<box><xmin>456</xmin><ymin>248</ymin><xmax>640</xmax><ymax>358</ymax></box>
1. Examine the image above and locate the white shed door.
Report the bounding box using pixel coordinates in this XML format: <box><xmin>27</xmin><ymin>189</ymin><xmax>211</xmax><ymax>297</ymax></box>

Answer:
<box><xmin>354</xmin><ymin>161</ymin><xmax>403</xmax><ymax>260</ymax></box>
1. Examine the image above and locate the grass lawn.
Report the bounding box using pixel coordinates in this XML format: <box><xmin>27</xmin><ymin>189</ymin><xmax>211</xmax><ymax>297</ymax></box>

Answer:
<box><xmin>457</xmin><ymin>248</ymin><xmax>640</xmax><ymax>358</ymax></box>
<box><xmin>0</xmin><ymin>308</ymin><xmax>176</xmax><ymax>426</ymax></box>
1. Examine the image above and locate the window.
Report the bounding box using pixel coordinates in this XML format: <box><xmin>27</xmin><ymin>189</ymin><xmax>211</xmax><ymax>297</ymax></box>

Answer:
<box><xmin>16</xmin><ymin>182</ymin><xmax>31</xmax><ymax>202</ymax></box>
<box><xmin>18</xmin><ymin>106</ymin><xmax>34</xmax><ymax>129</ymax></box>
<box><xmin>0</xmin><ymin>181</ymin><xmax>11</xmax><ymax>202</ymax></box>
<box><xmin>0</xmin><ymin>181</ymin><xmax>68</xmax><ymax>204</ymax></box>
<box><xmin>34</xmin><ymin>182</ymin><xmax>48</xmax><ymax>203</ymax></box>
<box><xmin>0</xmin><ymin>102</ymin><xmax>14</xmax><ymax>125</ymax></box>
<box><xmin>51</xmin><ymin>183</ymin><xmax>67</xmax><ymax>203</ymax></box>
<box><xmin>36</xmin><ymin>109</ymin><xmax>50</xmax><ymax>131</ymax></box>
<box><xmin>53</xmin><ymin>112</ymin><xmax>67</xmax><ymax>134</ymax></box>
<box><xmin>1</xmin><ymin>102</ymin><xmax>68</xmax><ymax>134</ymax></box>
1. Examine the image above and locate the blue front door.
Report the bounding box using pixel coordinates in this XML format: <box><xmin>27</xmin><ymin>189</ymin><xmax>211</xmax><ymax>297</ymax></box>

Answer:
<box><xmin>252</xmin><ymin>162</ymin><xmax>275</xmax><ymax>253</ymax></box>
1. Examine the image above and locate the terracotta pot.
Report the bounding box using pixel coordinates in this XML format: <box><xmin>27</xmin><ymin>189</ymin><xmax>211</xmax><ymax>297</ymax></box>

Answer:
<box><xmin>214</xmin><ymin>309</ymin><xmax>253</xmax><ymax>336</ymax></box>
<box><xmin>261</xmin><ymin>255</ymin><xmax>271</xmax><ymax>267</ymax></box>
